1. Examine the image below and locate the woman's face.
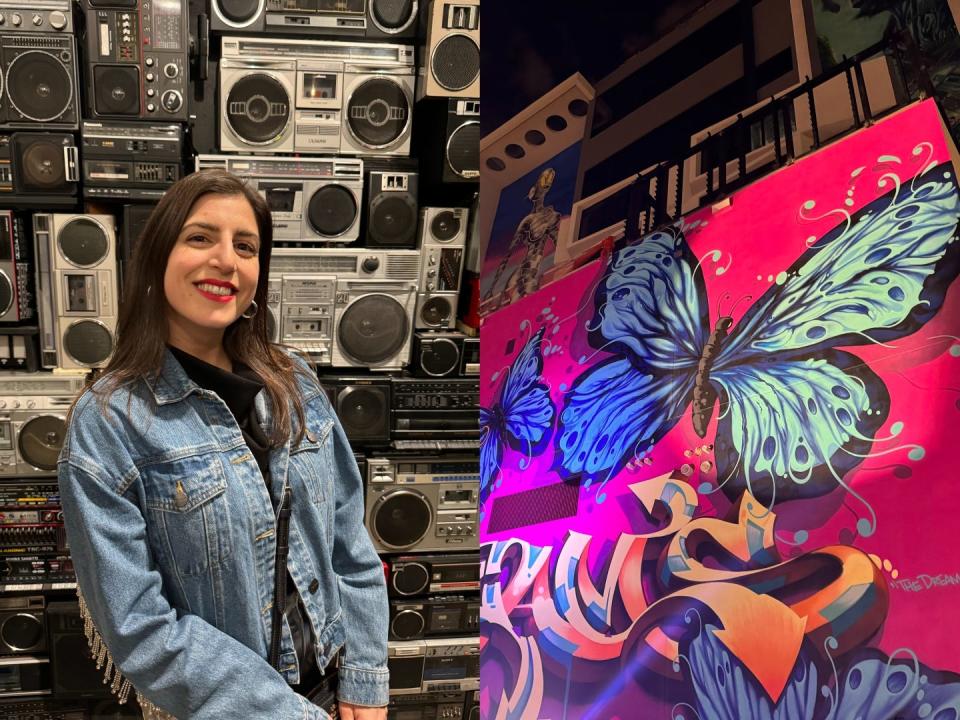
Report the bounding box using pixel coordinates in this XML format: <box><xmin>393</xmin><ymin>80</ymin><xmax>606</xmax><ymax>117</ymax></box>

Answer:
<box><xmin>163</xmin><ymin>193</ymin><xmax>261</xmax><ymax>347</ymax></box>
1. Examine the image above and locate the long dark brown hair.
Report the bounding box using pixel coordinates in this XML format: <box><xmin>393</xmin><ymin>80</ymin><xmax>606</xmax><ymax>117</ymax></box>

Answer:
<box><xmin>79</xmin><ymin>169</ymin><xmax>309</xmax><ymax>447</ymax></box>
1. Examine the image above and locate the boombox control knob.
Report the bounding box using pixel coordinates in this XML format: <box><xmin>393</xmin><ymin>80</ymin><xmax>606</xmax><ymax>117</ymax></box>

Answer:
<box><xmin>427</xmin><ymin>269</ymin><xmax>436</xmax><ymax>278</ymax></box>
<box><xmin>11</xmin><ymin>400</ymin><xmax>19</xmax><ymax>409</ymax></box>
<box><xmin>0</xmin><ymin>401</ymin><xmax>5</xmax><ymax>409</ymax></box>
<box><xmin>147</xmin><ymin>103</ymin><xmax>156</xmax><ymax>112</ymax></box>
<box><xmin>0</xmin><ymin>13</ymin><xmax>5</xmax><ymax>24</ymax></box>
<box><xmin>10</xmin><ymin>12</ymin><xmax>20</xmax><ymax>25</ymax></box>
<box><xmin>147</xmin><ymin>88</ymin><xmax>155</xmax><ymax>97</ymax></box>
<box><xmin>145</xmin><ymin>57</ymin><xmax>155</xmax><ymax>67</ymax></box>
<box><xmin>26</xmin><ymin>400</ymin><xmax>35</xmax><ymax>409</ymax></box>
<box><xmin>146</xmin><ymin>72</ymin><xmax>155</xmax><ymax>82</ymax></box>
<box><xmin>50</xmin><ymin>10</ymin><xmax>66</xmax><ymax>29</ymax></box>
<box><xmin>426</xmin><ymin>282</ymin><xmax>435</xmax><ymax>291</ymax></box>
<box><xmin>32</xmin><ymin>13</ymin><xmax>42</xmax><ymax>25</ymax></box>
<box><xmin>362</xmin><ymin>257</ymin><xmax>380</xmax><ymax>273</ymax></box>
<box><xmin>161</xmin><ymin>90</ymin><xmax>183</xmax><ymax>113</ymax></box>
<box><xmin>164</xmin><ymin>62</ymin><xmax>179</xmax><ymax>78</ymax></box>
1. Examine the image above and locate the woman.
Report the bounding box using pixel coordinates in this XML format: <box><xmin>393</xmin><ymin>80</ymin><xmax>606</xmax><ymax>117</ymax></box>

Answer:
<box><xmin>57</xmin><ymin>170</ymin><xmax>389</xmax><ymax>720</ymax></box>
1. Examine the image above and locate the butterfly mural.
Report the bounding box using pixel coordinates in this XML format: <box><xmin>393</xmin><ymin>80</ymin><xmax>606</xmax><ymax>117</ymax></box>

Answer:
<box><xmin>554</xmin><ymin>161</ymin><xmax>960</xmax><ymax>521</ymax></box>
<box><xmin>480</xmin><ymin>327</ymin><xmax>556</xmax><ymax>505</ymax></box>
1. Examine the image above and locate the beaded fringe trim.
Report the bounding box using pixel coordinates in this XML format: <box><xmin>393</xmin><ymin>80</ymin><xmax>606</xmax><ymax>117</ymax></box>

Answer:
<box><xmin>77</xmin><ymin>588</ymin><xmax>179</xmax><ymax>720</ymax></box>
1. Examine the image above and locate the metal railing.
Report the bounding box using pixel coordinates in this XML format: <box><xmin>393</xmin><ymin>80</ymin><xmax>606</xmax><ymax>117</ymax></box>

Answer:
<box><xmin>610</xmin><ymin>31</ymin><xmax>933</xmax><ymax>245</ymax></box>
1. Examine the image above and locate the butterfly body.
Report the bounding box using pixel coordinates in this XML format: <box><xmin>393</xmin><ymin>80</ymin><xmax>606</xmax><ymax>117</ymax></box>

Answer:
<box><xmin>692</xmin><ymin>315</ymin><xmax>733</xmax><ymax>437</ymax></box>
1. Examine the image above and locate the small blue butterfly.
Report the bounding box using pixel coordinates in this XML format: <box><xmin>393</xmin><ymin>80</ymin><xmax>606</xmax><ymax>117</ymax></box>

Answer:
<box><xmin>480</xmin><ymin>327</ymin><xmax>556</xmax><ymax>505</ymax></box>
<box><xmin>554</xmin><ymin>161</ymin><xmax>960</xmax><ymax>525</ymax></box>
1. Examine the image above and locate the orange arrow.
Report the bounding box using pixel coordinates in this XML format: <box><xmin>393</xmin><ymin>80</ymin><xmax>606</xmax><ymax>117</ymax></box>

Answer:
<box><xmin>628</xmin><ymin>472</ymin><xmax>698</xmax><ymax>538</ymax></box>
<box><xmin>630</xmin><ymin>582</ymin><xmax>806</xmax><ymax>704</ymax></box>
<box><xmin>707</xmin><ymin>588</ymin><xmax>808</xmax><ymax>703</ymax></box>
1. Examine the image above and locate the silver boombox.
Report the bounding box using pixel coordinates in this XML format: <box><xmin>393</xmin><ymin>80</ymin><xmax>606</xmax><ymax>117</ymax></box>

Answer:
<box><xmin>219</xmin><ymin>36</ymin><xmax>414</xmax><ymax>157</ymax></box>
<box><xmin>270</xmin><ymin>248</ymin><xmax>421</xmax><ymax>371</ymax></box>
<box><xmin>387</xmin><ymin>637</ymin><xmax>480</xmax><ymax>696</ymax></box>
<box><xmin>196</xmin><ymin>154</ymin><xmax>363</xmax><ymax>244</ymax></box>
<box><xmin>364</xmin><ymin>455</ymin><xmax>479</xmax><ymax>554</ymax></box>
<box><xmin>0</xmin><ymin>373</ymin><xmax>87</xmax><ymax>477</ymax></box>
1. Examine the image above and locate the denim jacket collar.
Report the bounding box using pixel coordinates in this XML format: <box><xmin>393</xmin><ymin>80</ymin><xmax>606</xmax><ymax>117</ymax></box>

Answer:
<box><xmin>147</xmin><ymin>349</ymin><xmax>206</xmax><ymax>406</ymax></box>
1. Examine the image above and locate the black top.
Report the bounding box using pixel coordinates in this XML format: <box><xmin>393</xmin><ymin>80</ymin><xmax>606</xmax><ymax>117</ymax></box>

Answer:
<box><xmin>169</xmin><ymin>347</ymin><xmax>273</xmax><ymax>489</ymax></box>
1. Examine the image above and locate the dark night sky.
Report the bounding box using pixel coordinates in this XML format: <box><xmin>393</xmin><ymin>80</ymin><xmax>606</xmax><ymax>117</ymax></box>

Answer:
<box><xmin>481</xmin><ymin>1</ymin><xmax>707</xmax><ymax>136</ymax></box>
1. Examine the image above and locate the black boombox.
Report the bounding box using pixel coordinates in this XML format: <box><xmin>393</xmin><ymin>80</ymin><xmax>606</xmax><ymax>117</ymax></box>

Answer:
<box><xmin>391</xmin><ymin>377</ymin><xmax>478</xmax><ymax>440</ymax></box>
<box><xmin>81</xmin><ymin>121</ymin><xmax>184</xmax><ymax>201</ymax></box>
<box><xmin>389</xmin><ymin>594</ymin><xmax>479</xmax><ymax>641</ymax></box>
<box><xmin>0</xmin><ymin>210</ymin><xmax>35</xmax><ymax>323</ymax></box>
<box><xmin>388</xmin><ymin>637</ymin><xmax>479</xmax><ymax>696</ymax></box>
<box><xmin>387</xmin><ymin>691</ymin><xmax>470</xmax><ymax>720</ymax></box>
<box><xmin>410</xmin><ymin>331</ymin><xmax>478</xmax><ymax>378</ymax></box>
<box><xmin>0</xmin><ymin>134</ymin><xmax>79</xmax><ymax>208</ymax></box>
<box><xmin>385</xmin><ymin>553</ymin><xmax>480</xmax><ymax>598</ymax></box>
<box><xmin>82</xmin><ymin>0</ymin><xmax>190</xmax><ymax>121</ymax></box>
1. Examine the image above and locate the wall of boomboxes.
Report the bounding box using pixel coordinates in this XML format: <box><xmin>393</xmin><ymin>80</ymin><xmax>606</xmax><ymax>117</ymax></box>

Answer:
<box><xmin>0</xmin><ymin>0</ymin><xmax>479</xmax><ymax>717</ymax></box>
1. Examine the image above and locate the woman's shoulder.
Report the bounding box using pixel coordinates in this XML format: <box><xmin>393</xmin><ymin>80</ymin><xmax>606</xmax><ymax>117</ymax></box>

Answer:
<box><xmin>67</xmin><ymin>373</ymin><xmax>154</xmax><ymax>442</ymax></box>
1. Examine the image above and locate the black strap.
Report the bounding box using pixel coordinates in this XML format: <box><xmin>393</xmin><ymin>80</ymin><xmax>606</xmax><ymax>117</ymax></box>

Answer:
<box><xmin>269</xmin><ymin>485</ymin><xmax>293</xmax><ymax>670</ymax></box>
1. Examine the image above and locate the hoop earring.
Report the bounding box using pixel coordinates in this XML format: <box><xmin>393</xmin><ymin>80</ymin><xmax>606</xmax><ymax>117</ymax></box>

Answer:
<box><xmin>241</xmin><ymin>300</ymin><xmax>258</xmax><ymax>319</ymax></box>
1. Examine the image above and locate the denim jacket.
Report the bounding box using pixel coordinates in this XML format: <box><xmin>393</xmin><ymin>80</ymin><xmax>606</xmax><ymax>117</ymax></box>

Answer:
<box><xmin>57</xmin><ymin>350</ymin><xmax>389</xmax><ymax>719</ymax></box>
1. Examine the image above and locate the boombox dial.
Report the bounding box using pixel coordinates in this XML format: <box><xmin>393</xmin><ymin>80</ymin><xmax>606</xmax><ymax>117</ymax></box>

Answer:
<box><xmin>362</xmin><ymin>256</ymin><xmax>380</xmax><ymax>273</ymax></box>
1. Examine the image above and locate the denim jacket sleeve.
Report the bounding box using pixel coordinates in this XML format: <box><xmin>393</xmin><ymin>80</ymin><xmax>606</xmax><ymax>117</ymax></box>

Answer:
<box><xmin>291</xmin><ymin>355</ymin><xmax>390</xmax><ymax>707</ymax></box>
<box><xmin>58</xmin><ymin>393</ymin><xmax>329</xmax><ymax>720</ymax></box>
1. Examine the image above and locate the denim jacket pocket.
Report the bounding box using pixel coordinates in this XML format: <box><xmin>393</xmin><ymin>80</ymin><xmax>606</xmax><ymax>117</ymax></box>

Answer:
<box><xmin>288</xmin><ymin>417</ymin><xmax>333</xmax><ymax>507</ymax></box>
<box><xmin>141</xmin><ymin>453</ymin><xmax>233</xmax><ymax>577</ymax></box>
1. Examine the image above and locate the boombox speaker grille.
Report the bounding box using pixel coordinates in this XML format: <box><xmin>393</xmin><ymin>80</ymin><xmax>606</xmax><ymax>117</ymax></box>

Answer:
<box><xmin>0</xmin><ymin>271</ymin><xmax>12</xmax><ymax>317</ymax></box>
<box><xmin>59</xmin><ymin>218</ymin><xmax>109</xmax><ymax>266</ymax></box>
<box><xmin>420</xmin><ymin>295</ymin><xmax>453</xmax><ymax>327</ymax></box>
<box><xmin>8</xmin><ymin>51</ymin><xmax>73</xmax><ymax>122</ymax></box>
<box><xmin>93</xmin><ymin>66</ymin><xmax>140</xmax><ymax>116</ymax></box>
<box><xmin>218</xmin><ymin>0</ymin><xmax>260</xmax><ymax>23</ymax></box>
<box><xmin>369</xmin><ymin>193</ymin><xmax>416</xmax><ymax>247</ymax></box>
<box><xmin>226</xmin><ymin>74</ymin><xmax>290</xmax><ymax>144</ymax></box>
<box><xmin>337</xmin><ymin>386</ymin><xmax>387</xmax><ymax>438</ymax></box>
<box><xmin>374</xmin><ymin>490</ymin><xmax>431</xmax><ymax>549</ymax></box>
<box><xmin>338</xmin><ymin>294</ymin><xmax>408</xmax><ymax>363</ymax></box>
<box><xmin>371</xmin><ymin>0</ymin><xmax>416</xmax><ymax>30</ymax></box>
<box><xmin>63</xmin><ymin>320</ymin><xmax>114</xmax><ymax>366</ymax></box>
<box><xmin>346</xmin><ymin>78</ymin><xmax>409</xmax><ymax>148</ymax></box>
<box><xmin>18</xmin><ymin>136</ymin><xmax>69</xmax><ymax>189</ymax></box>
<box><xmin>431</xmin><ymin>35</ymin><xmax>479</xmax><ymax>91</ymax></box>
<box><xmin>447</xmin><ymin>122</ymin><xmax>479</xmax><ymax>178</ymax></box>
<box><xmin>18</xmin><ymin>415</ymin><xmax>66</xmax><ymax>471</ymax></box>
<box><xmin>0</xmin><ymin>613</ymin><xmax>43</xmax><ymax>651</ymax></box>
<box><xmin>392</xmin><ymin>563</ymin><xmax>429</xmax><ymax>595</ymax></box>
<box><xmin>430</xmin><ymin>211</ymin><xmax>462</xmax><ymax>242</ymax></box>
<box><xmin>308</xmin><ymin>185</ymin><xmax>357</xmax><ymax>238</ymax></box>
<box><xmin>420</xmin><ymin>337</ymin><xmax>459</xmax><ymax>376</ymax></box>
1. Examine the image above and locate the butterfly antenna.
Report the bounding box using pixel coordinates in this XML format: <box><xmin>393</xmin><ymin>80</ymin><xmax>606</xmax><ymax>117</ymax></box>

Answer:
<box><xmin>716</xmin><ymin>292</ymin><xmax>731</xmax><ymax>319</ymax></box>
<box><xmin>728</xmin><ymin>293</ymin><xmax>753</xmax><ymax>318</ymax></box>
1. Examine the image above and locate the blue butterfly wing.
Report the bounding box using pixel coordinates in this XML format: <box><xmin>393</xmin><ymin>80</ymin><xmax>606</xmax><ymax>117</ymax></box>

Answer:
<box><xmin>554</xmin><ymin>357</ymin><xmax>694</xmax><ymax>480</ymax></box>
<box><xmin>479</xmin><ymin>405</ymin><xmax>503</xmax><ymax>506</ymax></box>
<box><xmin>592</xmin><ymin>227</ymin><xmax>709</xmax><ymax>372</ymax></box>
<box><xmin>499</xmin><ymin>327</ymin><xmax>555</xmax><ymax>455</ymax></box>
<box><xmin>710</xmin><ymin>350</ymin><xmax>889</xmax><ymax>504</ymax></box>
<box><xmin>480</xmin><ymin>328</ymin><xmax>555</xmax><ymax>505</ymax></box>
<box><xmin>719</xmin><ymin>161</ymin><xmax>960</xmax><ymax>363</ymax></box>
